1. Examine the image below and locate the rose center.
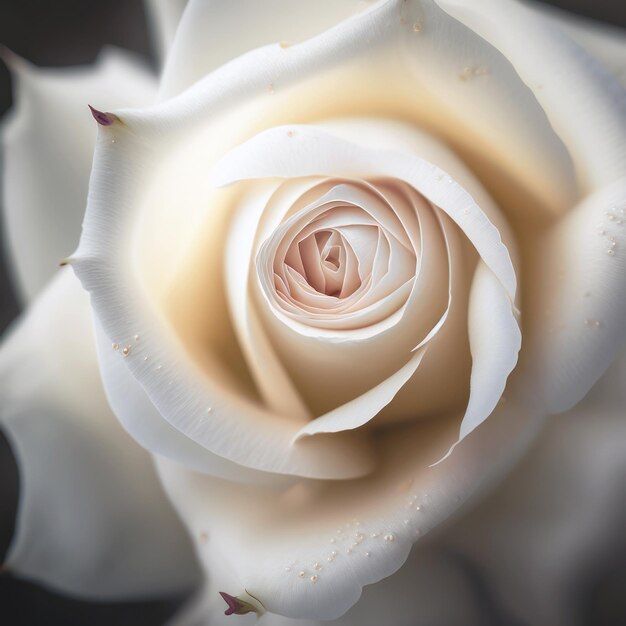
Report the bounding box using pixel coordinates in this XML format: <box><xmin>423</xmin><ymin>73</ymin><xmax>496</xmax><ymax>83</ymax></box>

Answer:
<box><xmin>286</xmin><ymin>225</ymin><xmax>379</xmax><ymax>299</ymax></box>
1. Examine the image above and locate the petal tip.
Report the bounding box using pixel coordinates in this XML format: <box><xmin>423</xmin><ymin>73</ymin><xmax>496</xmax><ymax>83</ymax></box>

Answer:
<box><xmin>0</xmin><ymin>45</ymin><xmax>27</xmax><ymax>72</ymax></box>
<box><xmin>219</xmin><ymin>591</ymin><xmax>264</xmax><ymax>616</ymax></box>
<box><xmin>88</xmin><ymin>104</ymin><xmax>117</xmax><ymax>126</ymax></box>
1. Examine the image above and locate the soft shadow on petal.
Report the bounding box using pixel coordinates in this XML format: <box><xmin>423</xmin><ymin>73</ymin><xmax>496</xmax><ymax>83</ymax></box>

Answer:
<box><xmin>529</xmin><ymin>2</ymin><xmax>626</xmax><ymax>87</ymax></box>
<box><xmin>1</xmin><ymin>47</ymin><xmax>156</xmax><ymax>302</ymax></box>
<box><xmin>170</xmin><ymin>547</ymin><xmax>490</xmax><ymax>626</ymax></box>
<box><xmin>436</xmin><ymin>0</ymin><xmax>626</xmax><ymax>192</ymax></box>
<box><xmin>0</xmin><ymin>269</ymin><xmax>201</xmax><ymax>600</ymax></box>
<box><xmin>522</xmin><ymin>178</ymin><xmax>626</xmax><ymax>414</ymax></box>
<box><xmin>443</xmin><ymin>362</ymin><xmax>626</xmax><ymax>626</ymax></box>
<box><xmin>143</xmin><ymin>0</ymin><xmax>188</xmax><ymax>65</ymax></box>
<box><xmin>158</xmin><ymin>0</ymin><xmax>379</xmax><ymax>99</ymax></box>
<box><xmin>155</xmin><ymin>396</ymin><xmax>539</xmax><ymax>621</ymax></box>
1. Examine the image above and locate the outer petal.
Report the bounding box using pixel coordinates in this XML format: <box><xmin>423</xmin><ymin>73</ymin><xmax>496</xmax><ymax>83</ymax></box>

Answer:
<box><xmin>443</xmin><ymin>380</ymin><xmax>626</xmax><ymax>626</ymax></box>
<box><xmin>436</xmin><ymin>0</ymin><xmax>626</xmax><ymax>192</ymax></box>
<box><xmin>530</xmin><ymin>2</ymin><xmax>626</xmax><ymax>87</ymax></box>
<box><xmin>1</xmin><ymin>47</ymin><xmax>156</xmax><ymax>302</ymax></box>
<box><xmin>159</xmin><ymin>0</ymin><xmax>378</xmax><ymax>98</ymax></box>
<box><xmin>0</xmin><ymin>269</ymin><xmax>200</xmax><ymax>599</ymax></box>
<box><xmin>143</xmin><ymin>0</ymin><xmax>188</xmax><ymax>64</ymax></box>
<box><xmin>155</xmin><ymin>397</ymin><xmax>539</xmax><ymax>621</ymax></box>
<box><xmin>436</xmin><ymin>0</ymin><xmax>626</xmax><ymax>411</ymax></box>
<box><xmin>524</xmin><ymin>177</ymin><xmax>626</xmax><ymax>413</ymax></box>
<box><xmin>171</xmin><ymin>547</ymin><xmax>490</xmax><ymax>625</ymax></box>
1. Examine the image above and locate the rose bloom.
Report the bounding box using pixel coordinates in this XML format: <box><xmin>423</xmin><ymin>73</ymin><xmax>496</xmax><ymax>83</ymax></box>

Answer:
<box><xmin>1</xmin><ymin>1</ymin><xmax>626</xmax><ymax>624</ymax></box>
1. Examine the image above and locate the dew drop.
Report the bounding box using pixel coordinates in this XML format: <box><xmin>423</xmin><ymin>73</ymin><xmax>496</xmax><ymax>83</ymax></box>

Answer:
<box><xmin>298</xmin><ymin>571</ymin><xmax>305</xmax><ymax>578</ymax></box>
<box><xmin>122</xmin><ymin>346</ymin><xmax>132</xmax><ymax>357</ymax></box>
<box><xmin>412</xmin><ymin>22</ymin><xmax>422</xmax><ymax>32</ymax></box>
<box><xmin>310</xmin><ymin>575</ymin><xmax>318</xmax><ymax>584</ymax></box>
<box><xmin>112</xmin><ymin>343</ymin><xmax>119</xmax><ymax>350</ymax></box>
<box><xmin>134</xmin><ymin>334</ymin><xmax>140</xmax><ymax>341</ymax></box>
<box><xmin>313</xmin><ymin>563</ymin><xmax>322</xmax><ymax>571</ymax></box>
<box><xmin>384</xmin><ymin>534</ymin><xmax>395</xmax><ymax>542</ymax></box>
<box><xmin>365</xmin><ymin>551</ymin><xmax>371</xmax><ymax>557</ymax></box>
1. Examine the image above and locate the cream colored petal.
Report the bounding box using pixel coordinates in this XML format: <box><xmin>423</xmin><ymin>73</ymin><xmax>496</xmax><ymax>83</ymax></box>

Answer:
<box><xmin>0</xmin><ymin>270</ymin><xmax>200</xmax><ymax>599</ymax></box>
<box><xmin>156</xmin><ymin>397</ymin><xmax>539</xmax><ymax>620</ymax></box>
<box><xmin>93</xmin><ymin>318</ymin><xmax>292</xmax><ymax>486</ymax></box>
<box><xmin>1</xmin><ymin>47</ymin><xmax>156</xmax><ymax>302</ymax></box>
<box><xmin>72</xmin><ymin>119</ymin><xmax>374</xmax><ymax>480</ymax></box>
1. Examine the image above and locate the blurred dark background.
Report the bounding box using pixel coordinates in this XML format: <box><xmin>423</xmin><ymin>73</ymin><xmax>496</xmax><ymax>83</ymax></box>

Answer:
<box><xmin>0</xmin><ymin>1</ymin><xmax>624</xmax><ymax>624</ymax></box>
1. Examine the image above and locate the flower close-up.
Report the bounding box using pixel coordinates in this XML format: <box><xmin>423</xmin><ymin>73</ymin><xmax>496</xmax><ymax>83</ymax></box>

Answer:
<box><xmin>1</xmin><ymin>1</ymin><xmax>625</xmax><ymax>625</ymax></box>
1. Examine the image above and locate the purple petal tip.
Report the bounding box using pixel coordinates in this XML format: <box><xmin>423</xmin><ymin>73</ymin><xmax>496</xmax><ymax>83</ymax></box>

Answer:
<box><xmin>219</xmin><ymin>592</ymin><xmax>242</xmax><ymax>616</ymax></box>
<box><xmin>88</xmin><ymin>105</ymin><xmax>116</xmax><ymax>126</ymax></box>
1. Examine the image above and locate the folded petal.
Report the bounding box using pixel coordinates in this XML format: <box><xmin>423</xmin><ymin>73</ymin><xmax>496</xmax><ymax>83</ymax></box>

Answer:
<box><xmin>438</xmin><ymin>261</ymin><xmax>521</xmax><ymax>460</ymax></box>
<box><xmin>72</xmin><ymin>118</ymin><xmax>376</xmax><ymax>480</ymax></box>
<box><xmin>212</xmin><ymin>125</ymin><xmax>516</xmax><ymax>300</ymax></box>
<box><xmin>0</xmin><ymin>269</ymin><xmax>200</xmax><ymax>599</ymax></box>
<box><xmin>158</xmin><ymin>0</ymin><xmax>377</xmax><ymax>98</ymax></box>
<box><xmin>1</xmin><ymin>47</ymin><xmax>156</xmax><ymax>302</ymax></box>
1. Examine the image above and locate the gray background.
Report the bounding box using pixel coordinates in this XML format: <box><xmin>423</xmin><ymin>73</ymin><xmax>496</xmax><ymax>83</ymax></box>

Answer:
<box><xmin>0</xmin><ymin>1</ymin><xmax>624</xmax><ymax>624</ymax></box>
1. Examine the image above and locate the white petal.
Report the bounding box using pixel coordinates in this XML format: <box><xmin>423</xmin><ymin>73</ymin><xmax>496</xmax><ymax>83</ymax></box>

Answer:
<box><xmin>143</xmin><ymin>0</ymin><xmax>188</xmax><ymax>64</ymax></box>
<box><xmin>529</xmin><ymin>2</ymin><xmax>626</xmax><ymax>88</ymax></box>
<box><xmin>93</xmin><ymin>318</ymin><xmax>293</xmax><ymax>486</ymax></box>
<box><xmin>523</xmin><ymin>178</ymin><xmax>626</xmax><ymax>413</ymax></box>
<box><xmin>0</xmin><ymin>270</ymin><xmax>200</xmax><ymax>599</ymax></box>
<box><xmin>171</xmin><ymin>546</ymin><xmax>489</xmax><ymax>625</ymax></box>
<box><xmin>436</xmin><ymin>0</ymin><xmax>626</xmax><ymax>192</ymax></box>
<box><xmin>292</xmin><ymin>348</ymin><xmax>426</xmax><ymax>440</ymax></box>
<box><xmin>1</xmin><ymin>47</ymin><xmax>156</xmax><ymax>302</ymax></box>
<box><xmin>212</xmin><ymin>125</ymin><xmax>516</xmax><ymax>300</ymax></box>
<box><xmin>156</xmin><ymin>396</ymin><xmax>539</xmax><ymax>621</ymax></box>
<box><xmin>158</xmin><ymin>0</ymin><xmax>377</xmax><ymax>98</ymax></box>
<box><xmin>72</xmin><ymin>115</ymin><xmax>381</xmax><ymax>481</ymax></box>
<box><xmin>443</xmin><ymin>373</ymin><xmax>626</xmax><ymax>626</ymax></box>
<box><xmin>224</xmin><ymin>179</ymin><xmax>312</xmax><ymax>421</ymax></box>
<box><xmin>436</xmin><ymin>261</ymin><xmax>521</xmax><ymax>462</ymax></box>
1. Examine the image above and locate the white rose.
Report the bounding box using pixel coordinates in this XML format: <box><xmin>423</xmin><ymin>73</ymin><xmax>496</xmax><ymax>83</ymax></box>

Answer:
<box><xmin>1</xmin><ymin>1</ymin><xmax>625</xmax><ymax>625</ymax></box>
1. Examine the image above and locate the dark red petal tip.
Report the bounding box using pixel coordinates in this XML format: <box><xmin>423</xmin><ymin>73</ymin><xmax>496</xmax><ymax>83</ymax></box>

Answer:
<box><xmin>88</xmin><ymin>105</ymin><xmax>116</xmax><ymax>126</ymax></box>
<box><xmin>219</xmin><ymin>591</ymin><xmax>261</xmax><ymax>616</ymax></box>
